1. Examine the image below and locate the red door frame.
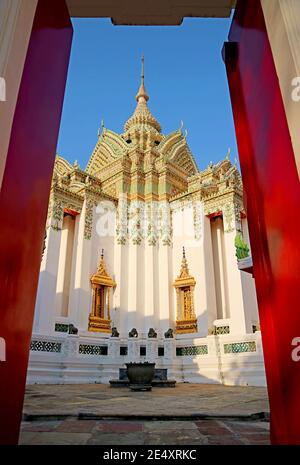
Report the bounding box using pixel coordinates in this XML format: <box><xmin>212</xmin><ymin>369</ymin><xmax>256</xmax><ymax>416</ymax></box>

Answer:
<box><xmin>0</xmin><ymin>0</ymin><xmax>73</xmax><ymax>445</ymax></box>
<box><xmin>224</xmin><ymin>0</ymin><xmax>300</xmax><ymax>444</ymax></box>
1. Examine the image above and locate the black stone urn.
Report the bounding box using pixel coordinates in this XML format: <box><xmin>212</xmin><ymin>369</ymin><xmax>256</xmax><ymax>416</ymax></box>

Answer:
<box><xmin>126</xmin><ymin>362</ymin><xmax>155</xmax><ymax>391</ymax></box>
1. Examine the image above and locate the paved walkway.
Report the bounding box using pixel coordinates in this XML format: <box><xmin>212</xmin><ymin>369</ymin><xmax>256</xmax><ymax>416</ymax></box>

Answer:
<box><xmin>20</xmin><ymin>384</ymin><xmax>270</xmax><ymax>445</ymax></box>
<box><xmin>23</xmin><ymin>383</ymin><xmax>269</xmax><ymax>418</ymax></box>
<box><xmin>20</xmin><ymin>419</ymin><xmax>270</xmax><ymax>445</ymax></box>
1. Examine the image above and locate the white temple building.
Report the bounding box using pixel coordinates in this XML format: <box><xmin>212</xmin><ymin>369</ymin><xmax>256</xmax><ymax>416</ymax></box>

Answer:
<box><xmin>28</xmin><ymin>60</ymin><xmax>266</xmax><ymax>386</ymax></box>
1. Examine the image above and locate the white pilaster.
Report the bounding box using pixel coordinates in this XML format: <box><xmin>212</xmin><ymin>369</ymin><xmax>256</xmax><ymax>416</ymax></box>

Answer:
<box><xmin>158</xmin><ymin>244</ymin><xmax>172</xmax><ymax>333</ymax></box>
<box><xmin>127</xmin><ymin>338</ymin><xmax>139</xmax><ymax>362</ymax></box>
<box><xmin>68</xmin><ymin>202</ymin><xmax>92</xmax><ymax>331</ymax></box>
<box><xmin>215</xmin><ymin>217</ymin><xmax>229</xmax><ymax>319</ymax></box>
<box><xmin>113</xmin><ymin>242</ymin><xmax>129</xmax><ymax>337</ymax></box>
<box><xmin>164</xmin><ymin>338</ymin><xmax>176</xmax><ymax>361</ymax></box>
<box><xmin>203</xmin><ymin>216</ymin><xmax>218</xmax><ymax>330</ymax></box>
<box><xmin>127</xmin><ymin>243</ymin><xmax>144</xmax><ymax>333</ymax></box>
<box><xmin>33</xmin><ymin>225</ymin><xmax>62</xmax><ymax>334</ymax></box>
<box><xmin>146</xmin><ymin>338</ymin><xmax>158</xmax><ymax>362</ymax></box>
<box><xmin>108</xmin><ymin>337</ymin><xmax>120</xmax><ymax>359</ymax></box>
<box><xmin>55</xmin><ymin>215</ymin><xmax>75</xmax><ymax>318</ymax></box>
<box><xmin>144</xmin><ymin>244</ymin><xmax>159</xmax><ymax>332</ymax></box>
<box><xmin>61</xmin><ymin>334</ymin><xmax>79</xmax><ymax>359</ymax></box>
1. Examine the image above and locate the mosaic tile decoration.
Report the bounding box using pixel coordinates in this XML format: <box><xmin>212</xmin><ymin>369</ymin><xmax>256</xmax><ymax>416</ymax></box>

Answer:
<box><xmin>224</xmin><ymin>341</ymin><xmax>256</xmax><ymax>354</ymax></box>
<box><xmin>30</xmin><ymin>340</ymin><xmax>62</xmax><ymax>353</ymax></box>
<box><xmin>176</xmin><ymin>345</ymin><xmax>208</xmax><ymax>356</ymax></box>
<box><xmin>215</xmin><ymin>325</ymin><xmax>230</xmax><ymax>335</ymax></box>
<box><xmin>79</xmin><ymin>344</ymin><xmax>108</xmax><ymax>356</ymax></box>
<box><xmin>55</xmin><ymin>323</ymin><xmax>69</xmax><ymax>333</ymax></box>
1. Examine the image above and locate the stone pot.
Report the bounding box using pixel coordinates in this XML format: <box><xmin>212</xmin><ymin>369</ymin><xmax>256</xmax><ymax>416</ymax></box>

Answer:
<box><xmin>126</xmin><ymin>362</ymin><xmax>155</xmax><ymax>391</ymax></box>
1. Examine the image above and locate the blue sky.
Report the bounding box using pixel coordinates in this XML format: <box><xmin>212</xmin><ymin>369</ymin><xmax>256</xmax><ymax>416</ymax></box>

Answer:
<box><xmin>57</xmin><ymin>17</ymin><xmax>238</xmax><ymax>171</ymax></box>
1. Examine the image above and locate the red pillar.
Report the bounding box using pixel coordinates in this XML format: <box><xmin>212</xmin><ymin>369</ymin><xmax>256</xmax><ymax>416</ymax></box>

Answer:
<box><xmin>0</xmin><ymin>0</ymin><xmax>72</xmax><ymax>444</ymax></box>
<box><xmin>224</xmin><ymin>0</ymin><xmax>300</xmax><ymax>444</ymax></box>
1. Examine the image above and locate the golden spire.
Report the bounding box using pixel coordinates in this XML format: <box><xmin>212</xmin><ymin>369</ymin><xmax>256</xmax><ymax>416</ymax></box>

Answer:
<box><xmin>97</xmin><ymin>249</ymin><xmax>109</xmax><ymax>276</ymax></box>
<box><xmin>136</xmin><ymin>55</ymin><xmax>149</xmax><ymax>102</ymax></box>
<box><xmin>179</xmin><ymin>247</ymin><xmax>190</xmax><ymax>279</ymax></box>
<box><xmin>124</xmin><ymin>56</ymin><xmax>161</xmax><ymax>133</ymax></box>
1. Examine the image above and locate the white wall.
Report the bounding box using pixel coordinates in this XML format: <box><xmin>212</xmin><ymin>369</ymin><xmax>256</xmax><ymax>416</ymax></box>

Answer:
<box><xmin>172</xmin><ymin>203</ymin><xmax>207</xmax><ymax>337</ymax></box>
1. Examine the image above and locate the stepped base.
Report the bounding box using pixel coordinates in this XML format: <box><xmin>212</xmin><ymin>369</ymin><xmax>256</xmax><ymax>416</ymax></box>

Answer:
<box><xmin>110</xmin><ymin>367</ymin><xmax>176</xmax><ymax>388</ymax></box>
<box><xmin>109</xmin><ymin>379</ymin><xmax>176</xmax><ymax>388</ymax></box>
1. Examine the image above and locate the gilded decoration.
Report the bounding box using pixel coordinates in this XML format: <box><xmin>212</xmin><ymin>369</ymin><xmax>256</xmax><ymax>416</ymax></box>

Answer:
<box><xmin>158</xmin><ymin>201</ymin><xmax>172</xmax><ymax>246</ymax></box>
<box><xmin>47</xmin><ymin>193</ymin><xmax>82</xmax><ymax>231</ymax></box>
<box><xmin>146</xmin><ymin>202</ymin><xmax>159</xmax><ymax>246</ymax></box>
<box><xmin>89</xmin><ymin>250</ymin><xmax>116</xmax><ymax>333</ymax></box>
<box><xmin>193</xmin><ymin>201</ymin><xmax>203</xmax><ymax>241</ymax></box>
<box><xmin>128</xmin><ymin>200</ymin><xmax>144</xmax><ymax>245</ymax></box>
<box><xmin>116</xmin><ymin>196</ymin><xmax>128</xmax><ymax>245</ymax></box>
<box><xmin>84</xmin><ymin>197</ymin><xmax>96</xmax><ymax>240</ymax></box>
<box><xmin>204</xmin><ymin>198</ymin><xmax>243</xmax><ymax>233</ymax></box>
<box><xmin>49</xmin><ymin>198</ymin><xmax>64</xmax><ymax>231</ymax></box>
<box><xmin>174</xmin><ymin>247</ymin><xmax>197</xmax><ymax>334</ymax></box>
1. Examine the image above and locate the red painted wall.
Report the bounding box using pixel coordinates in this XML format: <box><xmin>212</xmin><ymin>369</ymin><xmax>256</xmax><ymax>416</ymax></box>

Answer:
<box><xmin>225</xmin><ymin>0</ymin><xmax>300</xmax><ymax>444</ymax></box>
<box><xmin>0</xmin><ymin>0</ymin><xmax>72</xmax><ymax>444</ymax></box>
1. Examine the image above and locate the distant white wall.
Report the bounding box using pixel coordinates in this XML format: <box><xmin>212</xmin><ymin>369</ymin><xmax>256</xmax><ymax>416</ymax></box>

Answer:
<box><xmin>55</xmin><ymin>214</ymin><xmax>75</xmax><ymax>317</ymax></box>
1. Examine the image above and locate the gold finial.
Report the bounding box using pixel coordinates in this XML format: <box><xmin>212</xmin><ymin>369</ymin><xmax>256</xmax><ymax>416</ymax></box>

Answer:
<box><xmin>136</xmin><ymin>55</ymin><xmax>149</xmax><ymax>102</ymax></box>
<box><xmin>178</xmin><ymin>246</ymin><xmax>190</xmax><ymax>279</ymax></box>
<box><xmin>226</xmin><ymin>148</ymin><xmax>231</xmax><ymax>160</ymax></box>
<box><xmin>178</xmin><ymin>120</ymin><xmax>184</xmax><ymax>134</ymax></box>
<box><xmin>141</xmin><ymin>54</ymin><xmax>145</xmax><ymax>81</ymax></box>
<box><xmin>97</xmin><ymin>249</ymin><xmax>108</xmax><ymax>276</ymax></box>
<box><xmin>98</xmin><ymin>119</ymin><xmax>105</xmax><ymax>137</ymax></box>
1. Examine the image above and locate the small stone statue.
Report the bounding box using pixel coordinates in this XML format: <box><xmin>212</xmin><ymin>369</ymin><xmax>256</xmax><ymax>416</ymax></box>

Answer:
<box><xmin>111</xmin><ymin>327</ymin><xmax>119</xmax><ymax>337</ymax></box>
<box><xmin>148</xmin><ymin>328</ymin><xmax>157</xmax><ymax>338</ymax></box>
<box><xmin>164</xmin><ymin>328</ymin><xmax>174</xmax><ymax>339</ymax></box>
<box><xmin>68</xmin><ymin>324</ymin><xmax>78</xmax><ymax>335</ymax></box>
<box><xmin>129</xmin><ymin>328</ymin><xmax>138</xmax><ymax>338</ymax></box>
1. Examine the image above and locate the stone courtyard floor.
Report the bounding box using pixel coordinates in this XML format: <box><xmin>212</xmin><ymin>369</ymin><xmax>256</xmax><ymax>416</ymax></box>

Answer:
<box><xmin>20</xmin><ymin>384</ymin><xmax>270</xmax><ymax>445</ymax></box>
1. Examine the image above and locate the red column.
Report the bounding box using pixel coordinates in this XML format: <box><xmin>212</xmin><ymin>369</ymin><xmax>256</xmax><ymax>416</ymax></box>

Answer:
<box><xmin>224</xmin><ymin>0</ymin><xmax>300</xmax><ymax>444</ymax></box>
<box><xmin>0</xmin><ymin>0</ymin><xmax>72</xmax><ymax>444</ymax></box>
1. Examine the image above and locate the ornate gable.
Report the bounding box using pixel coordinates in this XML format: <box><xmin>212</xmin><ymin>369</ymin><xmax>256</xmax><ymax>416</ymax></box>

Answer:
<box><xmin>54</xmin><ymin>155</ymin><xmax>73</xmax><ymax>177</ymax></box>
<box><xmin>158</xmin><ymin>131</ymin><xmax>198</xmax><ymax>177</ymax></box>
<box><xmin>86</xmin><ymin>129</ymin><xmax>128</xmax><ymax>176</ymax></box>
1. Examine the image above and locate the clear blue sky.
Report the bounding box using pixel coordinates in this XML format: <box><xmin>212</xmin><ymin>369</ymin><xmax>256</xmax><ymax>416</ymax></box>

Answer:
<box><xmin>57</xmin><ymin>16</ymin><xmax>238</xmax><ymax>171</ymax></box>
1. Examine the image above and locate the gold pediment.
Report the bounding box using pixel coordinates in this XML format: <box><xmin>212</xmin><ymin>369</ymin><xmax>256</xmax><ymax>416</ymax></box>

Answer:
<box><xmin>90</xmin><ymin>250</ymin><xmax>116</xmax><ymax>288</ymax></box>
<box><xmin>173</xmin><ymin>247</ymin><xmax>196</xmax><ymax>289</ymax></box>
